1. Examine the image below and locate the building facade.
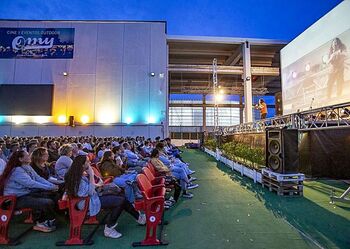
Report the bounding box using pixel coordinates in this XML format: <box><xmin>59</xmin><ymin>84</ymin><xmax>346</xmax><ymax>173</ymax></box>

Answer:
<box><xmin>0</xmin><ymin>20</ymin><xmax>167</xmax><ymax>137</ymax></box>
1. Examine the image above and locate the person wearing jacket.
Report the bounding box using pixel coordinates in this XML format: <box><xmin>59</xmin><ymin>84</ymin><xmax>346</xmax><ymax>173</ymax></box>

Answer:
<box><xmin>0</xmin><ymin>151</ymin><xmax>59</xmax><ymax>233</ymax></box>
<box><xmin>64</xmin><ymin>155</ymin><xmax>146</xmax><ymax>239</ymax></box>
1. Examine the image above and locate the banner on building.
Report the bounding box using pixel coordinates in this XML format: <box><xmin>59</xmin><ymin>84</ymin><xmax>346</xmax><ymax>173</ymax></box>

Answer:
<box><xmin>0</xmin><ymin>28</ymin><xmax>75</xmax><ymax>59</ymax></box>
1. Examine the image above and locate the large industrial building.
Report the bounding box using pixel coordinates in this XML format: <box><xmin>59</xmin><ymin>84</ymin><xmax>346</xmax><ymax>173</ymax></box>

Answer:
<box><xmin>0</xmin><ymin>20</ymin><xmax>285</xmax><ymax>137</ymax></box>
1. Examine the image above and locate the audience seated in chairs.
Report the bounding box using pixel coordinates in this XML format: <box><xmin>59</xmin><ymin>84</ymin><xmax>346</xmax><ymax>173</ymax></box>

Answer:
<box><xmin>0</xmin><ymin>146</ymin><xmax>6</xmax><ymax>175</ymax></box>
<box><xmin>150</xmin><ymin>147</ymin><xmax>198</xmax><ymax>199</ymax></box>
<box><xmin>123</xmin><ymin>142</ymin><xmax>148</xmax><ymax>171</ymax></box>
<box><xmin>47</xmin><ymin>140</ymin><xmax>59</xmax><ymax>163</ymax></box>
<box><xmin>99</xmin><ymin>150</ymin><xmax>143</xmax><ymax>202</ymax></box>
<box><xmin>55</xmin><ymin>144</ymin><xmax>74</xmax><ymax>181</ymax></box>
<box><xmin>0</xmin><ymin>151</ymin><xmax>59</xmax><ymax>233</ymax></box>
<box><xmin>64</xmin><ymin>155</ymin><xmax>146</xmax><ymax>239</ymax></box>
<box><xmin>0</xmin><ymin>135</ymin><xmax>199</xmax><ymax>243</ymax></box>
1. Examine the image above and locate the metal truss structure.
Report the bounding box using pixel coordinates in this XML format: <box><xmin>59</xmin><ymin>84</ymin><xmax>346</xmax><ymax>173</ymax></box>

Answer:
<box><xmin>222</xmin><ymin>102</ymin><xmax>350</xmax><ymax>135</ymax></box>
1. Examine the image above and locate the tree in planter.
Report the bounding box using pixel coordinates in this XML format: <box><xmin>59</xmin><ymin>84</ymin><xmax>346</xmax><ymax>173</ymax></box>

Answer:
<box><xmin>222</xmin><ymin>141</ymin><xmax>237</xmax><ymax>161</ymax></box>
<box><xmin>204</xmin><ymin>138</ymin><xmax>217</xmax><ymax>151</ymax></box>
<box><xmin>217</xmin><ymin>140</ymin><xmax>266</xmax><ymax>170</ymax></box>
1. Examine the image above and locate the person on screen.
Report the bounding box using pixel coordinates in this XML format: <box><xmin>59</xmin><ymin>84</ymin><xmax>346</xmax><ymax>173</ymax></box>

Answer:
<box><xmin>255</xmin><ymin>99</ymin><xmax>268</xmax><ymax>119</ymax></box>
<box><xmin>326</xmin><ymin>37</ymin><xmax>347</xmax><ymax>98</ymax></box>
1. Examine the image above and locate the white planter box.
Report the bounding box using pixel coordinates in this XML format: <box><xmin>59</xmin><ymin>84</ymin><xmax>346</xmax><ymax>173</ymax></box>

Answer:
<box><xmin>243</xmin><ymin>167</ymin><xmax>254</xmax><ymax>179</ymax></box>
<box><xmin>233</xmin><ymin>162</ymin><xmax>242</xmax><ymax>172</ymax></box>
<box><xmin>204</xmin><ymin>147</ymin><xmax>263</xmax><ymax>184</ymax></box>
<box><xmin>256</xmin><ymin>172</ymin><xmax>262</xmax><ymax>183</ymax></box>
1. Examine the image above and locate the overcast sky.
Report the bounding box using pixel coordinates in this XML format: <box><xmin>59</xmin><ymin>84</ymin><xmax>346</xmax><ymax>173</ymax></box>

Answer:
<box><xmin>0</xmin><ymin>0</ymin><xmax>342</xmax><ymax>40</ymax></box>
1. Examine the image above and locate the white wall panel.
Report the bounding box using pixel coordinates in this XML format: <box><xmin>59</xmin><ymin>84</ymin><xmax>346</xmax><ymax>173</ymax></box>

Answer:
<box><xmin>93</xmin><ymin>126</ymin><xmax>122</xmax><ymax>137</ymax></box>
<box><xmin>150</xmin><ymin>23</ymin><xmax>167</xmax><ymax>124</ymax></box>
<box><xmin>0</xmin><ymin>60</ymin><xmax>15</xmax><ymax>84</ymax></box>
<box><xmin>66</xmin><ymin>74</ymin><xmax>95</xmax><ymax>123</ymax></box>
<box><xmin>95</xmin><ymin>24</ymin><xmax>124</xmax><ymax>123</ymax></box>
<box><xmin>38</xmin><ymin>125</ymin><xmax>67</xmax><ymax>136</ymax></box>
<box><xmin>0</xmin><ymin>21</ymin><xmax>167</xmax><ymax>136</ymax></box>
<box><xmin>68</xmin><ymin>23</ymin><xmax>98</xmax><ymax>74</ymax></box>
<box><xmin>65</xmin><ymin>126</ymin><xmax>94</xmax><ymax>136</ymax></box>
<box><xmin>11</xmin><ymin>125</ymin><xmax>40</xmax><ymax>136</ymax></box>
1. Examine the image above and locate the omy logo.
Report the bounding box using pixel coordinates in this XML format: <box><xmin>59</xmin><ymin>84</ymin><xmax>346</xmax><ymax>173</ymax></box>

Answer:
<box><xmin>12</xmin><ymin>36</ymin><xmax>54</xmax><ymax>50</ymax></box>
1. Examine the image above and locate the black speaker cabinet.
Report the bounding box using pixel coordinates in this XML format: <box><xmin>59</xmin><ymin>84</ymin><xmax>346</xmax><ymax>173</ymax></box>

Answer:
<box><xmin>275</xmin><ymin>92</ymin><xmax>283</xmax><ymax>116</ymax></box>
<box><xmin>68</xmin><ymin>115</ymin><xmax>75</xmax><ymax>127</ymax></box>
<box><xmin>266</xmin><ymin>128</ymin><xmax>299</xmax><ymax>173</ymax></box>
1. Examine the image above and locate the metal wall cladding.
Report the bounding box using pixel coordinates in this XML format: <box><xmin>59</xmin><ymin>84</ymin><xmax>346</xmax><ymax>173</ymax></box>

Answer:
<box><xmin>0</xmin><ymin>21</ymin><xmax>167</xmax><ymax>137</ymax></box>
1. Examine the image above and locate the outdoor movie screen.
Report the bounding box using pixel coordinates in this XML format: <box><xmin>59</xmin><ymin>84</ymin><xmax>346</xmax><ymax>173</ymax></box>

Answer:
<box><xmin>280</xmin><ymin>1</ymin><xmax>350</xmax><ymax>115</ymax></box>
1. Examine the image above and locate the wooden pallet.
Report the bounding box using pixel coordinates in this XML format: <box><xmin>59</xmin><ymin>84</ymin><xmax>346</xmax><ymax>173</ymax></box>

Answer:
<box><xmin>262</xmin><ymin>169</ymin><xmax>305</xmax><ymax>182</ymax></box>
<box><xmin>262</xmin><ymin>170</ymin><xmax>304</xmax><ymax>197</ymax></box>
<box><xmin>262</xmin><ymin>179</ymin><xmax>303</xmax><ymax>196</ymax></box>
<box><xmin>262</xmin><ymin>177</ymin><xmax>302</xmax><ymax>188</ymax></box>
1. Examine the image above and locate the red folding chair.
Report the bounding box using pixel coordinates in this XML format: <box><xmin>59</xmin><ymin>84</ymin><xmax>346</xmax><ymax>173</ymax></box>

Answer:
<box><xmin>56</xmin><ymin>197</ymin><xmax>99</xmax><ymax>246</ymax></box>
<box><xmin>133</xmin><ymin>174</ymin><xmax>168</xmax><ymax>247</ymax></box>
<box><xmin>143</xmin><ymin>167</ymin><xmax>165</xmax><ymax>185</ymax></box>
<box><xmin>0</xmin><ymin>196</ymin><xmax>33</xmax><ymax>245</ymax></box>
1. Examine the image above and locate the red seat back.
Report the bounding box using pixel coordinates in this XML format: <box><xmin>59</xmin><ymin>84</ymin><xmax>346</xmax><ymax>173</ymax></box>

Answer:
<box><xmin>147</xmin><ymin>163</ymin><xmax>157</xmax><ymax>176</ymax></box>
<box><xmin>143</xmin><ymin>167</ymin><xmax>155</xmax><ymax>182</ymax></box>
<box><xmin>137</xmin><ymin>174</ymin><xmax>153</xmax><ymax>198</ymax></box>
<box><xmin>0</xmin><ymin>196</ymin><xmax>16</xmax><ymax>244</ymax></box>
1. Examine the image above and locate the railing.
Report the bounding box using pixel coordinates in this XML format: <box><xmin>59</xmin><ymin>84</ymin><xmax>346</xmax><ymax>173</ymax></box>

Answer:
<box><xmin>222</xmin><ymin>102</ymin><xmax>350</xmax><ymax>135</ymax></box>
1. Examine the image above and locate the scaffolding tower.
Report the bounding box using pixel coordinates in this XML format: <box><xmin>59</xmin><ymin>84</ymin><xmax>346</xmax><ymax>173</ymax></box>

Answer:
<box><xmin>213</xmin><ymin>58</ymin><xmax>219</xmax><ymax>132</ymax></box>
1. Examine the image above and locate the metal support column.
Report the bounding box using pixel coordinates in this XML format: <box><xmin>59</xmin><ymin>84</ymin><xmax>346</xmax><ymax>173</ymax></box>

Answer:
<box><xmin>164</xmin><ymin>44</ymin><xmax>170</xmax><ymax>138</ymax></box>
<box><xmin>239</xmin><ymin>95</ymin><xmax>244</xmax><ymax>124</ymax></box>
<box><xmin>242</xmin><ymin>41</ymin><xmax>253</xmax><ymax>123</ymax></box>
<box><xmin>213</xmin><ymin>58</ymin><xmax>219</xmax><ymax>131</ymax></box>
<box><xmin>202</xmin><ymin>94</ymin><xmax>207</xmax><ymax>132</ymax></box>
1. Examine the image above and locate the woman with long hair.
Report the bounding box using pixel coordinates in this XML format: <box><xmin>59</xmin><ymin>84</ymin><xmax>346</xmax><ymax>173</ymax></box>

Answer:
<box><xmin>64</xmin><ymin>155</ymin><xmax>145</xmax><ymax>239</ymax></box>
<box><xmin>0</xmin><ymin>151</ymin><xmax>58</xmax><ymax>232</ymax></box>
<box><xmin>327</xmin><ymin>37</ymin><xmax>347</xmax><ymax>98</ymax></box>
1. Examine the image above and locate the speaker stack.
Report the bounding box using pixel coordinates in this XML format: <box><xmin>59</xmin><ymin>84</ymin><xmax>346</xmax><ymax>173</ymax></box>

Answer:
<box><xmin>68</xmin><ymin>115</ymin><xmax>75</xmax><ymax>127</ymax></box>
<box><xmin>266</xmin><ymin>128</ymin><xmax>299</xmax><ymax>173</ymax></box>
<box><xmin>275</xmin><ymin>92</ymin><xmax>283</xmax><ymax>116</ymax></box>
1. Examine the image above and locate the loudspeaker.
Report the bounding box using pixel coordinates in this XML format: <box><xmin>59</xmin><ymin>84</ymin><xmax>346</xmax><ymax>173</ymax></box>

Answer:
<box><xmin>68</xmin><ymin>115</ymin><xmax>75</xmax><ymax>127</ymax></box>
<box><xmin>266</xmin><ymin>128</ymin><xmax>299</xmax><ymax>173</ymax></box>
<box><xmin>275</xmin><ymin>92</ymin><xmax>283</xmax><ymax>116</ymax></box>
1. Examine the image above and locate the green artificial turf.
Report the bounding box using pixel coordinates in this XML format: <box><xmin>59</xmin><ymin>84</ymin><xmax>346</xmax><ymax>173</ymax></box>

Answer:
<box><xmin>5</xmin><ymin>149</ymin><xmax>350</xmax><ymax>249</ymax></box>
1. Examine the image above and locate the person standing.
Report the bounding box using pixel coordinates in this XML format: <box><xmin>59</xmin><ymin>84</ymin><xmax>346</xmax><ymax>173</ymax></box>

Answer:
<box><xmin>255</xmin><ymin>99</ymin><xmax>268</xmax><ymax>119</ymax></box>
<box><xmin>326</xmin><ymin>37</ymin><xmax>347</xmax><ymax>98</ymax></box>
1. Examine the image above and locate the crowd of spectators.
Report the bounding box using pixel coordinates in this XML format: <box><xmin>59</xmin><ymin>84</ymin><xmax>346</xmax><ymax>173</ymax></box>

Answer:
<box><xmin>0</xmin><ymin>135</ymin><xmax>198</xmax><ymax>238</ymax></box>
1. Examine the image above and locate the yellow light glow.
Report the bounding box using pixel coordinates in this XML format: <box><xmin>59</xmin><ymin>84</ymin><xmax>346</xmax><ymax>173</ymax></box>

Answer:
<box><xmin>219</xmin><ymin>89</ymin><xmax>224</xmax><ymax>94</ymax></box>
<box><xmin>34</xmin><ymin>116</ymin><xmax>50</xmax><ymax>124</ymax></box>
<box><xmin>81</xmin><ymin>115</ymin><xmax>89</xmax><ymax>124</ymax></box>
<box><xmin>98</xmin><ymin>111</ymin><xmax>114</xmax><ymax>124</ymax></box>
<box><xmin>12</xmin><ymin>116</ymin><xmax>27</xmax><ymax>124</ymax></box>
<box><xmin>58</xmin><ymin>115</ymin><xmax>67</xmax><ymax>123</ymax></box>
<box><xmin>215</xmin><ymin>93</ymin><xmax>224</xmax><ymax>102</ymax></box>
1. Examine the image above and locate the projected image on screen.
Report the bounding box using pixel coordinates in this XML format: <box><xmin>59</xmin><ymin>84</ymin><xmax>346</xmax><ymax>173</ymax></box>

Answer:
<box><xmin>0</xmin><ymin>84</ymin><xmax>53</xmax><ymax>115</ymax></box>
<box><xmin>282</xmin><ymin>29</ymin><xmax>350</xmax><ymax>114</ymax></box>
<box><xmin>281</xmin><ymin>1</ymin><xmax>350</xmax><ymax>115</ymax></box>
